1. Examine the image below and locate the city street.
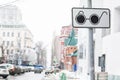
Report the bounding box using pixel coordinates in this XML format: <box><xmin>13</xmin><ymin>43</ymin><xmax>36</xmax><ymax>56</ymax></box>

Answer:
<box><xmin>0</xmin><ymin>72</ymin><xmax>44</xmax><ymax>80</ymax></box>
<box><xmin>0</xmin><ymin>0</ymin><xmax>119</xmax><ymax>80</ymax></box>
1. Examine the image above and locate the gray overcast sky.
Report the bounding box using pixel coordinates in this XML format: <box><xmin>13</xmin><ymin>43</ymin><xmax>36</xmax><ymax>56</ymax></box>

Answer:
<box><xmin>12</xmin><ymin>0</ymin><xmax>80</xmax><ymax>43</ymax></box>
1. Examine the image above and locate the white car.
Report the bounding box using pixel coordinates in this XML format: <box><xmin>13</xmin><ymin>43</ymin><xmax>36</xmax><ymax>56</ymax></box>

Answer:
<box><xmin>0</xmin><ymin>64</ymin><xmax>9</xmax><ymax>79</ymax></box>
<box><xmin>0</xmin><ymin>63</ymin><xmax>16</xmax><ymax>75</ymax></box>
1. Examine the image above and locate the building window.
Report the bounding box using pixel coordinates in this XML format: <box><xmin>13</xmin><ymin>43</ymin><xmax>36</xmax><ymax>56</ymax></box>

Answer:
<box><xmin>12</xmin><ymin>32</ymin><xmax>14</xmax><ymax>37</ymax></box>
<box><xmin>18</xmin><ymin>32</ymin><xmax>20</xmax><ymax>37</ymax></box>
<box><xmin>7</xmin><ymin>32</ymin><xmax>10</xmax><ymax>37</ymax></box>
<box><xmin>11</xmin><ymin>50</ymin><xmax>13</xmax><ymax>54</ymax></box>
<box><xmin>7</xmin><ymin>50</ymin><xmax>9</xmax><ymax>54</ymax></box>
<box><xmin>7</xmin><ymin>41</ymin><xmax>9</xmax><ymax>46</ymax></box>
<box><xmin>79</xmin><ymin>44</ymin><xmax>86</xmax><ymax>59</ymax></box>
<box><xmin>11</xmin><ymin>41</ymin><xmax>14</xmax><ymax>46</ymax></box>
<box><xmin>79</xmin><ymin>44</ymin><xmax>83</xmax><ymax>59</ymax></box>
<box><xmin>3</xmin><ymin>32</ymin><xmax>5</xmax><ymax>37</ymax></box>
<box><xmin>3</xmin><ymin>41</ymin><xmax>5</xmax><ymax>46</ymax></box>
<box><xmin>9</xmin><ymin>15</ymin><xmax>13</xmax><ymax>20</ymax></box>
<box><xmin>98</xmin><ymin>54</ymin><xmax>106</xmax><ymax>72</ymax></box>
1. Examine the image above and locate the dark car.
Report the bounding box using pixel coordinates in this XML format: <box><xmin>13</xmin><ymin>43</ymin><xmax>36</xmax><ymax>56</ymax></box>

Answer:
<box><xmin>15</xmin><ymin>65</ymin><xmax>25</xmax><ymax>74</ymax></box>
<box><xmin>34</xmin><ymin>65</ymin><xmax>44</xmax><ymax>73</ymax></box>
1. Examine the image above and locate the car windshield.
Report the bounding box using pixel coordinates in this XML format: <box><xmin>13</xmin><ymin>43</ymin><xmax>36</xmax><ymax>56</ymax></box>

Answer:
<box><xmin>34</xmin><ymin>65</ymin><xmax>43</xmax><ymax>69</ymax></box>
<box><xmin>0</xmin><ymin>66</ymin><xmax>6</xmax><ymax>69</ymax></box>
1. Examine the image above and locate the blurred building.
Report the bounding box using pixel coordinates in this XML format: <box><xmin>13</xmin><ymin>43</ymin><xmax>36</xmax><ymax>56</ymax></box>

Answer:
<box><xmin>51</xmin><ymin>25</ymin><xmax>78</xmax><ymax>71</ymax></box>
<box><xmin>51</xmin><ymin>33</ymin><xmax>61</xmax><ymax>66</ymax></box>
<box><xmin>77</xmin><ymin>0</ymin><xmax>120</xmax><ymax>80</ymax></box>
<box><xmin>0</xmin><ymin>5</ymin><xmax>33</xmax><ymax>64</ymax></box>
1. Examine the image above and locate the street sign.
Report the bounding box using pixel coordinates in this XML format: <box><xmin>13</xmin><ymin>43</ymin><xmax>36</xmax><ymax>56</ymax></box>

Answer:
<box><xmin>72</xmin><ymin>8</ymin><xmax>110</xmax><ymax>28</ymax></box>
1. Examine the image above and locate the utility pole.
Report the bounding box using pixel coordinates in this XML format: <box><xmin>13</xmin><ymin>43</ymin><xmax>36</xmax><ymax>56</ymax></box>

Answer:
<box><xmin>87</xmin><ymin>0</ymin><xmax>95</xmax><ymax>80</ymax></box>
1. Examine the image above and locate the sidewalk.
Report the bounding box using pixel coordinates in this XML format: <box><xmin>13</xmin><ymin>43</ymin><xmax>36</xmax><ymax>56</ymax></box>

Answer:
<box><xmin>43</xmin><ymin>73</ymin><xmax>59</xmax><ymax>80</ymax></box>
<box><xmin>41</xmin><ymin>70</ymin><xmax>59</xmax><ymax>80</ymax></box>
<box><xmin>41</xmin><ymin>70</ymin><xmax>80</xmax><ymax>80</ymax></box>
<box><xmin>66</xmin><ymin>72</ymin><xmax>80</xmax><ymax>80</ymax></box>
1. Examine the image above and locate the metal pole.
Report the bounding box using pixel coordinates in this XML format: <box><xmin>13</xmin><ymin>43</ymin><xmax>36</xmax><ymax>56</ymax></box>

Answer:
<box><xmin>87</xmin><ymin>0</ymin><xmax>95</xmax><ymax>80</ymax></box>
<box><xmin>88</xmin><ymin>0</ymin><xmax>92</xmax><ymax>8</ymax></box>
<box><xmin>88</xmin><ymin>29</ymin><xmax>95</xmax><ymax>80</ymax></box>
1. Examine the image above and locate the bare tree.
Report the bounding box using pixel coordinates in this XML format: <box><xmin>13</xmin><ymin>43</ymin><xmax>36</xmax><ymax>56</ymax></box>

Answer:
<box><xmin>0</xmin><ymin>44</ymin><xmax>9</xmax><ymax>63</ymax></box>
<box><xmin>35</xmin><ymin>41</ymin><xmax>47</xmax><ymax>66</ymax></box>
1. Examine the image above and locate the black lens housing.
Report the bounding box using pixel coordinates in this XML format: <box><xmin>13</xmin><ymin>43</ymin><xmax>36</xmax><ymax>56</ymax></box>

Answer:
<box><xmin>75</xmin><ymin>14</ymin><xmax>86</xmax><ymax>25</ymax></box>
<box><xmin>75</xmin><ymin>13</ymin><xmax>100</xmax><ymax>25</ymax></box>
<box><xmin>90</xmin><ymin>14</ymin><xmax>99</xmax><ymax>25</ymax></box>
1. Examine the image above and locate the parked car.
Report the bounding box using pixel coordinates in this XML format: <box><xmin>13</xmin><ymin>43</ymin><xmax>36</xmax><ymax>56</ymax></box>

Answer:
<box><xmin>45</xmin><ymin>67</ymin><xmax>54</xmax><ymax>75</ymax></box>
<box><xmin>0</xmin><ymin>64</ymin><xmax>9</xmax><ymax>79</ymax></box>
<box><xmin>23</xmin><ymin>66</ymin><xmax>31</xmax><ymax>72</ymax></box>
<box><xmin>0</xmin><ymin>63</ymin><xmax>25</xmax><ymax>75</ymax></box>
<box><xmin>17</xmin><ymin>65</ymin><xmax>25</xmax><ymax>74</ymax></box>
<box><xmin>34</xmin><ymin>65</ymin><xmax>44</xmax><ymax>73</ymax></box>
<box><xmin>28</xmin><ymin>66</ymin><xmax>34</xmax><ymax>71</ymax></box>
<box><xmin>0</xmin><ymin>63</ymin><xmax>16</xmax><ymax>75</ymax></box>
<box><xmin>15</xmin><ymin>65</ymin><xmax>24</xmax><ymax>74</ymax></box>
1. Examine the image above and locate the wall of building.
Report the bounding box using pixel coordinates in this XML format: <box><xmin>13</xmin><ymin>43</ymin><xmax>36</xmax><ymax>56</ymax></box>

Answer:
<box><xmin>92</xmin><ymin>0</ymin><xmax>120</xmax><ymax>77</ymax></box>
<box><xmin>77</xmin><ymin>0</ymin><xmax>120</xmax><ymax>80</ymax></box>
<box><xmin>102</xmin><ymin>32</ymin><xmax>120</xmax><ymax>75</ymax></box>
<box><xmin>102</xmin><ymin>0</ymin><xmax>120</xmax><ymax>76</ymax></box>
<box><xmin>103</xmin><ymin>0</ymin><xmax>120</xmax><ymax>34</ymax></box>
<box><xmin>52</xmin><ymin>25</ymin><xmax>78</xmax><ymax>70</ymax></box>
<box><xmin>51</xmin><ymin>35</ymin><xmax>61</xmax><ymax>66</ymax></box>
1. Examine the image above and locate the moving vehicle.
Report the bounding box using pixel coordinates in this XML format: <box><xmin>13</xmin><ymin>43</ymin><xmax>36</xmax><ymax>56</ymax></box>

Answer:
<box><xmin>0</xmin><ymin>64</ymin><xmax>9</xmax><ymax>79</ymax></box>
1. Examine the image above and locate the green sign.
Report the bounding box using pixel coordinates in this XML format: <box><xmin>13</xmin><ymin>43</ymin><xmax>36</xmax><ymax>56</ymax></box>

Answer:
<box><xmin>64</xmin><ymin>28</ymin><xmax>77</xmax><ymax>46</ymax></box>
